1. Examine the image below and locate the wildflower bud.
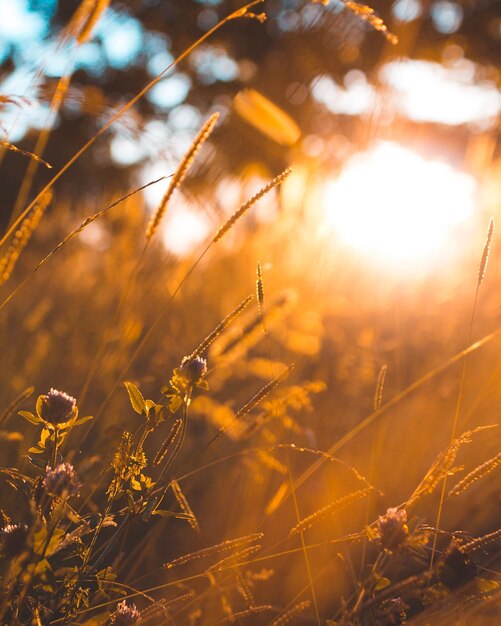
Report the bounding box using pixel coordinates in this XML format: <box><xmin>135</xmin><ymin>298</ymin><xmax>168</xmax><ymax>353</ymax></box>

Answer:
<box><xmin>373</xmin><ymin>507</ymin><xmax>409</xmax><ymax>551</ymax></box>
<box><xmin>107</xmin><ymin>601</ymin><xmax>141</xmax><ymax>626</ymax></box>
<box><xmin>0</xmin><ymin>523</ymin><xmax>29</xmax><ymax>558</ymax></box>
<box><xmin>376</xmin><ymin>597</ymin><xmax>407</xmax><ymax>625</ymax></box>
<box><xmin>179</xmin><ymin>355</ymin><xmax>207</xmax><ymax>385</ymax></box>
<box><xmin>39</xmin><ymin>388</ymin><xmax>76</xmax><ymax>425</ymax></box>
<box><xmin>43</xmin><ymin>462</ymin><xmax>80</xmax><ymax>497</ymax></box>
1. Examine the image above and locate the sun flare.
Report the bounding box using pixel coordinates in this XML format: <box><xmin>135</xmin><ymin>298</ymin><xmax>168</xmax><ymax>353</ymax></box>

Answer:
<box><xmin>323</xmin><ymin>141</ymin><xmax>477</xmax><ymax>267</ymax></box>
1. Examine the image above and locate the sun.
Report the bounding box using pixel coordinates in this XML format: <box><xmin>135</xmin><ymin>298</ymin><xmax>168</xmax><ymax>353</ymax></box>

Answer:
<box><xmin>322</xmin><ymin>141</ymin><xmax>477</xmax><ymax>269</ymax></box>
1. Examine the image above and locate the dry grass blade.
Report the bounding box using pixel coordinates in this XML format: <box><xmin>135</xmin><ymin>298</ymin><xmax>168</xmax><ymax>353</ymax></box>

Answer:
<box><xmin>146</xmin><ymin>112</ymin><xmax>219</xmax><ymax>240</ymax></box>
<box><xmin>262</xmin><ymin>328</ymin><xmax>501</xmax><ymax>519</ymax></box>
<box><xmin>269</xmin><ymin>600</ymin><xmax>311</xmax><ymax>626</ymax></box>
<box><xmin>407</xmin><ymin>425</ymin><xmax>497</xmax><ymax>507</ymax></box>
<box><xmin>235</xmin><ymin>569</ymin><xmax>255</xmax><ymax>607</ymax></box>
<box><xmin>0</xmin><ymin>387</ymin><xmax>34</xmax><ymax>428</ymax></box>
<box><xmin>73</xmin><ymin>0</ymin><xmax>111</xmax><ymax>44</ymax></box>
<box><xmin>235</xmin><ymin>365</ymin><xmax>294</xmax><ymax>421</ymax></box>
<box><xmin>0</xmin><ymin>176</ymin><xmax>167</xmax><ymax>312</ymax></box>
<box><xmin>0</xmin><ymin>142</ymin><xmax>52</xmax><ymax>168</ymax></box>
<box><xmin>220</xmin><ymin>605</ymin><xmax>273</xmax><ymax>623</ymax></box>
<box><xmin>153</xmin><ymin>419</ymin><xmax>183</xmax><ymax>466</ymax></box>
<box><xmin>373</xmin><ymin>364</ymin><xmax>387</xmax><ymax>411</ymax></box>
<box><xmin>0</xmin><ymin>190</ymin><xmax>53</xmax><ymax>288</ymax></box>
<box><xmin>266</xmin><ymin>481</ymin><xmax>289</xmax><ymax>516</ymax></box>
<box><xmin>206</xmin><ymin>544</ymin><xmax>261</xmax><ymax>573</ymax></box>
<box><xmin>449</xmin><ymin>451</ymin><xmax>501</xmax><ymax>497</ymax></box>
<box><xmin>460</xmin><ymin>529</ymin><xmax>501</xmax><ymax>553</ymax></box>
<box><xmin>256</xmin><ymin>450</ymin><xmax>287</xmax><ymax>475</ymax></box>
<box><xmin>212</xmin><ymin>168</ymin><xmax>292</xmax><ymax>243</ymax></box>
<box><xmin>289</xmin><ymin>487</ymin><xmax>373</xmax><ymax>537</ymax></box>
<box><xmin>164</xmin><ymin>532</ymin><xmax>263</xmax><ymax>569</ymax></box>
<box><xmin>170</xmin><ymin>479</ymin><xmax>200</xmax><ymax>532</ymax></box>
<box><xmin>478</xmin><ymin>217</ymin><xmax>494</xmax><ymax>286</ymax></box>
<box><xmin>272</xmin><ymin>443</ymin><xmax>373</xmax><ymax>487</ymax></box>
<box><xmin>215</xmin><ymin>291</ymin><xmax>295</xmax><ymax>362</ymax></box>
<box><xmin>343</xmin><ymin>1</ymin><xmax>398</xmax><ymax>44</ymax></box>
<box><xmin>233</xmin><ymin>89</ymin><xmax>300</xmax><ymax>146</ymax></box>
<box><xmin>0</xmin><ymin>94</ymin><xmax>30</xmax><ymax>108</ymax></box>
<box><xmin>256</xmin><ymin>261</ymin><xmax>264</xmax><ymax>316</ymax></box>
<box><xmin>357</xmin><ymin>573</ymin><xmax>430</xmax><ymax>613</ymax></box>
<box><xmin>189</xmin><ymin>294</ymin><xmax>254</xmax><ymax>358</ymax></box>
<box><xmin>1</xmin><ymin>2</ymin><xmax>260</xmax><ymax>249</ymax></box>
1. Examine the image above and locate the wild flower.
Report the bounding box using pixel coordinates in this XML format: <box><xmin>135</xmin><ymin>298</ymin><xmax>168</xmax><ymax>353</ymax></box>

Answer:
<box><xmin>39</xmin><ymin>388</ymin><xmax>77</xmax><ymax>426</ymax></box>
<box><xmin>375</xmin><ymin>597</ymin><xmax>407</xmax><ymax>625</ymax></box>
<box><xmin>43</xmin><ymin>462</ymin><xmax>80</xmax><ymax>497</ymax></box>
<box><xmin>0</xmin><ymin>523</ymin><xmax>28</xmax><ymax>558</ymax></box>
<box><xmin>372</xmin><ymin>507</ymin><xmax>409</xmax><ymax>551</ymax></box>
<box><xmin>179</xmin><ymin>355</ymin><xmax>208</xmax><ymax>386</ymax></box>
<box><xmin>107</xmin><ymin>600</ymin><xmax>141</xmax><ymax>626</ymax></box>
<box><xmin>19</xmin><ymin>389</ymin><xmax>91</xmax><ymax>470</ymax></box>
<box><xmin>162</xmin><ymin>355</ymin><xmax>209</xmax><ymax>414</ymax></box>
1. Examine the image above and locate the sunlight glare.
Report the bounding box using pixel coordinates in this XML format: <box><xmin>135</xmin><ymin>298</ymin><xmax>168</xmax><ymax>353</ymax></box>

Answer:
<box><xmin>323</xmin><ymin>142</ymin><xmax>476</xmax><ymax>267</ymax></box>
<box><xmin>161</xmin><ymin>196</ymin><xmax>211</xmax><ymax>257</ymax></box>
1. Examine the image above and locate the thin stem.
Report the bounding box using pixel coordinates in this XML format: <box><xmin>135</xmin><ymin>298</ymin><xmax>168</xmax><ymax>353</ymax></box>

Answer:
<box><xmin>429</xmin><ymin>285</ymin><xmax>480</xmax><ymax>571</ymax></box>
<box><xmin>51</xmin><ymin>427</ymin><xmax>58</xmax><ymax>468</ymax></box>
<box><xmin>0</xmin><ymin>1</ymin><xmax>263</xmax><ymax>249</ymax></box>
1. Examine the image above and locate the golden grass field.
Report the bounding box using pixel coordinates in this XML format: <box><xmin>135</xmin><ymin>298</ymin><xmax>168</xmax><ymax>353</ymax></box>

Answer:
<box><xmin>0</xmin><ymin>1</ymin><xmax>500</xmax><ymax>624</ymax></box>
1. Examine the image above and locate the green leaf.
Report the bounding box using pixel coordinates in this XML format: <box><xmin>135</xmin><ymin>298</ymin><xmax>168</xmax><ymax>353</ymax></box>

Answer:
<box><xmin>169</xmin><ymin>395</ymin><xmax>183</xmax><ymax>414</ymax></box>
<box><xmin>124</xmin><ymin>381</ymin><xmax>145</xmax><ymax>414</ymax></box>
<box><xmin>26</xmin><ymin>455</ymin><xmax>47</xmax><ymax>469</ymax></box>
<box><xmin>144</xmin><ymin>400</ymin><xmax>165</xmax><ymax>426</ymax></box>
<box><xmin>130</xmin><ymin>477</ymin><xmax>142</xmax><ymax>491</ymax></box>
<box><xmin>152</xmin><ymin>510</ymin><xmax>193</xmax><ymax>519</ymax></box>
<box><xmin>477</xmin><ymin>578</ymin><xmax>499</xmax><ymax>594</ymax></box>
<box><xmin>96</xmin><ymin>567</ymin><xmax>117</xmax><ymax>584</ymax></box>
<box><xmin>19</xmin><ymin>410</ymin><xmax>41</xmax><ymax>425</ymax></box>
<box><xmin>154</xmin><ymin>404</ymin><xmax>166</xmax><ymax>424</ymax></box>
<box><xmin>36</xmin><ymin>395</ymin><xmax>44</xmax><ymax>419</ymax></box>
<box><xmin>28</xmin><ymin>446</ymin><xmax>45</xmax><ymax>454</ymax></box>
<box><xmin>374</xmin><ymin>577</ymin><xmax>391</xmax><ymax>590</ymax></box>
<box><xmin>74</xmin><ymin>414</ymin><xmax>94</xmax><ymax>426</ymax></box>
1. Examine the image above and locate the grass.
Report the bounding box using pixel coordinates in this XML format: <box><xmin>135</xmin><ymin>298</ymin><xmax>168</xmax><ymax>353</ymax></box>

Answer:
<box><xmin>0</xmin><ymin>1</ymin><xmax>500</xmax><ymax>625</ymax></box>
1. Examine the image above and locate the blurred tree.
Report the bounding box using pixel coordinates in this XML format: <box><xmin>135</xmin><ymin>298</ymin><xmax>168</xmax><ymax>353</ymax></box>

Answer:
<box><xmin>0</xmin><ymin>0</ymin><xmax>500</xmax><ymax>228</ymax></box>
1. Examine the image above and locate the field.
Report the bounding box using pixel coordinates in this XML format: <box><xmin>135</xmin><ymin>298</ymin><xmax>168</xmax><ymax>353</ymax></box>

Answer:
<box><xmin>0</xmin><ymin>1</ymin><xmax>500</xmax><ymax>624</ymax></box>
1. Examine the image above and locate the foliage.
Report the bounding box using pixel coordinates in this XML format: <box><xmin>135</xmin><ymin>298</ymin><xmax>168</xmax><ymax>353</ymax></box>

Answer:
<box><xmin>0</xmin><ymin>1</ymin><xmax>500</xmax><ymax>625</ymax></box>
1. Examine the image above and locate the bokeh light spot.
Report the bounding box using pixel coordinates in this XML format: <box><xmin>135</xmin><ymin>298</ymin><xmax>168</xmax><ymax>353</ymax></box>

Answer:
<box><xmin>323</xmin><ymin>142</ymin><xmax>476</xmax><ymax>268</ymax></box>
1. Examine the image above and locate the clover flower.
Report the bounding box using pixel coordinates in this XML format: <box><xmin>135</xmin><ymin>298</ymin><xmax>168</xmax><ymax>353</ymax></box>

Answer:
<box><xmin>43</xmin><ymin>462</ymin><xmax>80</xmax><ymax>497</ymax></box>
<box><xmin>108</xmin><ymin>600</ymin><xmax>141</xmax><ymax>625</ymax></box>
<box><xmin>373</xmin><ymin>507</ymin><xmax>409</xmax><ymax>551</ymax></box>
<box><xmin>179</xmin><ymin>355</ymin><xmax>207</xmax><ymax>385</ymax></box>
<box><xmin>0</xmin><ymin>523</ymin><xmax>28</xmax><ymax>558</ymax></box>
<box><xmin>39</xmin><ymin>388</ymin><xmax>76</xmax><ymax>425</ymax></box>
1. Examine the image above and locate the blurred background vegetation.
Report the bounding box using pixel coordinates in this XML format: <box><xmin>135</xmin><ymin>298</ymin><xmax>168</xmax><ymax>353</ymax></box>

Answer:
<box><xmin>1</xmin><ymin>1</ymin><xmax>500</xmax><ymax>623</ymax></box>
